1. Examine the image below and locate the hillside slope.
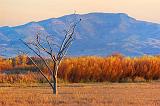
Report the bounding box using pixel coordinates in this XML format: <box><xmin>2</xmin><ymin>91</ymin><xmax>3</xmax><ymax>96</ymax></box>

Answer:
<box><xmin>0</xmin><ymin>13</ymin><xmax>160</xmax><ymax>56</ymax></box>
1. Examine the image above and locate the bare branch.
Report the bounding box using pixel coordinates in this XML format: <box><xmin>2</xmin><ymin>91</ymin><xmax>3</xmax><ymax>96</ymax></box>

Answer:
<box><xmin>28</xmin><ymin>56</ymin><xmax>54</xmax><ymax>89</ymax></box>
<box><xmin>57</xmin><ymin>19</ymin><xmax>81</xmax><ymax>61</ymax></box>
<box><xmin>36</xmin><ymin>33</ymin><xmax>52</xmax><ymax>55</ymax></box>
<box><xmin>20</xmin><ymin>39</ymin><xmax>54</xmax><ymax>76</ymax></box>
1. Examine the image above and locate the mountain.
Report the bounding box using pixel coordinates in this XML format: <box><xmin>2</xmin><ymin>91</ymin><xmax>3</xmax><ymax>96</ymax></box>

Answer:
<box><xmin>0</xmin><ymin>12</ymin><xmax>160</xmax><ymax>57</ymax></box>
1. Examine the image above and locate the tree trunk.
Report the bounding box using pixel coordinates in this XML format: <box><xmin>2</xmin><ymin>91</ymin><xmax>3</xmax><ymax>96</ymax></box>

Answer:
<box><xmin>52</xmin><ymin>63</ymin><xmax>58</xmax><ymax>95</ymax></box>
<box><xmin>53</xmin><ymin>75</ymin><xmax>58</xmax><ymax>95</ymax></box>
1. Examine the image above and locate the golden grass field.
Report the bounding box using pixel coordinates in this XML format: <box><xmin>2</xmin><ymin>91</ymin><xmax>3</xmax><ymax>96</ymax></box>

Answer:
<box><xmin>0</xmin><ymin>82</ymin><xmax>160</xmax><ymax>106</ymax></box>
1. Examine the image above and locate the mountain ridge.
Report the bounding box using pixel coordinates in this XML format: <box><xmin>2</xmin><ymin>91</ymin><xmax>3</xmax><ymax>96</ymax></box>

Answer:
<box><xmin>0</xmin><ymin>13</ymin><xmax>160</xmax><ymax>57</ymax></box>
<box><xmin>1</xmin><ymin>12</ymin><xmax>159</xmax><ymax>28</ymax></box>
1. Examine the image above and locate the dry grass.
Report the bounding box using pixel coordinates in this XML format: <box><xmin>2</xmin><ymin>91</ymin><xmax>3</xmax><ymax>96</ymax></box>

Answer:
<box><xmin>0</xmin><ymin>82</ymin><xmax>160</xmax><ymax>106</ymax></box>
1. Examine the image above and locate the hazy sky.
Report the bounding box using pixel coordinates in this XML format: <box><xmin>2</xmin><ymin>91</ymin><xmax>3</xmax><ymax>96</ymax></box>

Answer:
<box><xmin>0</xmin><ymin>0</ymin><xmax>160</xmax><ymax>26</ymax></box>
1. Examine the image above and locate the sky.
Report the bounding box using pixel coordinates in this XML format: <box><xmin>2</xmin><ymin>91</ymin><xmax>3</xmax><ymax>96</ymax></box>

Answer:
<box><xmin>0</xmin><ymin>0</ymin><xmax>160</xmax><ymax>26</ymax></box>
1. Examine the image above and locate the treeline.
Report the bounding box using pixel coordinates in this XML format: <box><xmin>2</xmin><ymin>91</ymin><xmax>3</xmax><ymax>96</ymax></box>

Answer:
<box><xmin>0</xmin><ymin>57</ymin><xmax>13</xmax><ymax>71</ymax></box>
<box><xmin>59</xmin><ymin>55</ymin><xmax>160</xmax><ymax>82</ymax></box>
<box><xmin>0</xmin><ymin>54</ymin><xmax>160</xmax><ymax>83</ymax></box>
<box><xmin>0</xmin><ymin>55</ymin><xmax>38</xmax><ymax>72</ymax></box>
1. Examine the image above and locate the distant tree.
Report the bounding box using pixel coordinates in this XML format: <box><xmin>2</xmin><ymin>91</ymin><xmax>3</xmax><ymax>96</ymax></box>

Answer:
<box><xmin>21</xmin><ymin>18</ymin><xmax>81</xmax><ymax>95</ymax></box>
<box><xmin>15</xmin><ymin>56</ymin><xmax>21</xmax><ymax>66</ymax></box>
<box><xmin>19</xmin><ymin>55</ymin><xmax>28</xmax><ymax>66</ymax></box>
<box><xmin>109</xmin><ymin>52</ymin><xmax>124</xmax><ymax>59</ymax></box>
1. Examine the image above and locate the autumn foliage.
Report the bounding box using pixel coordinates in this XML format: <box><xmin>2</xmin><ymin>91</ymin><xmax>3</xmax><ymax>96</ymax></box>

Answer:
<box><xmin>0</xmin><ymin>54</ymin><xmax>160</xmax><ymax>83</ymax></box>
<box><xmin>0</xmin><ymin>57</ymin><xmax>13</xmax><ymax>71</ymax></box>
<box><xmin>59</xmin><ymin>55</ymin><xmax>160</xmax><ymax>82</ymax></box>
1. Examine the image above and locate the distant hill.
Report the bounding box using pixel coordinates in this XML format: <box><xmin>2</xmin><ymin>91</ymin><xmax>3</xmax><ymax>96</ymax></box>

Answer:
<box><xmin>0</xmin><ymin>13</ymin><xmax>160</xmax><ymax>56</ymax></box>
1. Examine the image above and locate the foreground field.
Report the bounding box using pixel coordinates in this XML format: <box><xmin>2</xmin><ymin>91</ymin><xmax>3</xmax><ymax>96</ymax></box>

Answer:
<box><xmin>0</xmin><ymin>82</ymin><xmax>160</xmax><ymax>106</ymax></box>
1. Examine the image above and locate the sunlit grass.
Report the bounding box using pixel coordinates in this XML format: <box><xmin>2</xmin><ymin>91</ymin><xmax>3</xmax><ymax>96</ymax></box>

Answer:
<box><xmin>0</xmin><ymin>82</ymin><xmax>160</xmax><ymax>106</ymax></box>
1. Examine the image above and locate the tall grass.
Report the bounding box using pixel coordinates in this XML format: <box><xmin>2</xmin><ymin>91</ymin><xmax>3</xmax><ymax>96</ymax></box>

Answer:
<box><xmin>58</xmin><ymin>55</ymin><xmax>160</xmax><ymax>82</ymax></box>
<box><xmin>0</xmin><ymin>55</ymin><xmax>160</xmax><ymax>83</ymax></box>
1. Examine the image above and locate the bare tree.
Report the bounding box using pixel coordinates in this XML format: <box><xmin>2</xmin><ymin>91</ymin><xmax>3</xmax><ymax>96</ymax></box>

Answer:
<box><xmin>21</xmin><ymin>18</ymin><xmax>81</xmax><ymax>95</ymax></box>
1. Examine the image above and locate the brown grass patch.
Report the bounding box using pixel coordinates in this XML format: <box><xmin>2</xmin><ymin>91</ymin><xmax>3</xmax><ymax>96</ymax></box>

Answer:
<box><xmin>0</xmin><ymin>82</ymin><xmax>160</xmax><ymax>106</ymax></box>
